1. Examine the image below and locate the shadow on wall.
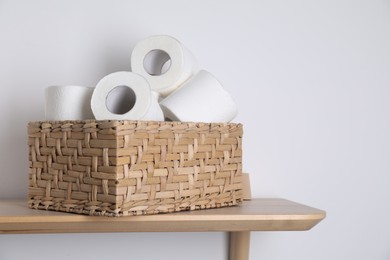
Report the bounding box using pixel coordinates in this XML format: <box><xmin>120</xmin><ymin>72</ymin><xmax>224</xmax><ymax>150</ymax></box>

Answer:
<box><xmin>0</xmin><ymin>78</ymin><xmax>43</xmax><ymax>198</ymax></box>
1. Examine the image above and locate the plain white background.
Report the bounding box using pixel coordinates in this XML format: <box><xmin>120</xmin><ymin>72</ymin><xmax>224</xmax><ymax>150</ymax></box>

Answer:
<box><xmin>0</xmin><ymin>0</ymin><xmax>390</xmax><ymax>259</ymax></box>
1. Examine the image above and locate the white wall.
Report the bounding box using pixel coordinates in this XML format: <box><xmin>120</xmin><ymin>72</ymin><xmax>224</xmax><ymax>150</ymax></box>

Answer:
<box><xmin>1</xmin><ymin>0</ymin><xmax>390</xmax><ymax>259</ymax></box>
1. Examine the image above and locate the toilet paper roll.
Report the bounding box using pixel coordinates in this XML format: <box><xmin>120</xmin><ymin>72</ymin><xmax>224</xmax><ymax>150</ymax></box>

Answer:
<box><xmin>45</xmin><ymin>85</ymin><xmax>94</xmax><ymax>121</ymax></box>
<box><xmin>131</xmin><ymin>35</ymin><xmax>197</xmax><ymax>97</ymax></box>
<box><xmin>159</xmin><ymin>70</ymin><xmax>238</xmax><ymax>123</ymax></box>
<box><xmin>91</xmin><ymin>71</ymin><xmax>164</xmax><ymax>121</ymax></box>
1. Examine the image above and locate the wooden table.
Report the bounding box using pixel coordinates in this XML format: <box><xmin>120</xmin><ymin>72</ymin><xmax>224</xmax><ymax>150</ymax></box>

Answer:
<box><xmin>0</xmin><ymin>198</ymin><xmax>325</xmax><ymax>260</ymax></box>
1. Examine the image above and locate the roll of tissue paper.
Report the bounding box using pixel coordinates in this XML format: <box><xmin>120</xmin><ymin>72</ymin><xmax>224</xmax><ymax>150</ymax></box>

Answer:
<box><xmin>91</xmin><ymin>71</ymin><xmax>164</xmax><ymax>121</ymax></box>
<box><xmin>131</xmin><ymin>35</ymin><xmax>197</xmax><ymax>97</ymax></box>
<box><xmin>45</xmin><ymin>85</ymin><xmax>94</xmax><ymax>121</ymax></box>
<box><xmin>159</xmin><ymin>70</ymin><xmax>238</xmax><ymax>123</ymax></box>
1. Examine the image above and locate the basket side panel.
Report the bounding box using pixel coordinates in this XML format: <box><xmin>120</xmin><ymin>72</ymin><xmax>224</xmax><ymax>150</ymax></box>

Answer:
<box><xmin>28</xmin><ymin>121</ymin><xmax>120</xmax><ymax>216</ymax></box>
<box><xmin>115</xmin><ymin>121</ymin><xmax>243</xmax><ymax>216</ymax></box>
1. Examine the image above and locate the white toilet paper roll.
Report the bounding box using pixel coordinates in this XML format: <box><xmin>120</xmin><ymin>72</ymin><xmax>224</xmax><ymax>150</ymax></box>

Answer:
<box><xmin>45</xmin><ymin>85</ymin><xmax>94</xmax><ymax>121</ymax></box>
<box><xmin>91</xmin><ymin>71</ymin><xmax>164</xmax><ymax>121</ymax></box>
<box><xmin>131</xmin><ymin>35</ymin><xmax>197</xmax><ymax>97</ymax></box>
<box><xmin>159</xmin><ymin>70</ymin><xmax>238</xmax><ymax>123</ymax></box>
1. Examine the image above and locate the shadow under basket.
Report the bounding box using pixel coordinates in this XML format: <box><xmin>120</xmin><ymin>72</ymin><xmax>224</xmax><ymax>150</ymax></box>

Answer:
<box><xmin>28</xmin><ymin>120</ymin><xmax>243</xmax><ymax>216</ymax></box>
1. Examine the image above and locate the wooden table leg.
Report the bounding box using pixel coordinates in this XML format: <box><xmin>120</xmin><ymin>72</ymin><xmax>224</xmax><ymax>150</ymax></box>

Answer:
<box><xmin>229</xmin><ymin>173</ymin><xmax>251</xmax><ymax>260</ymax></box>
<box><xmin>229</xmin><ymin>231</ymin><xmax>251</xmax><ymax>260</ymax></box>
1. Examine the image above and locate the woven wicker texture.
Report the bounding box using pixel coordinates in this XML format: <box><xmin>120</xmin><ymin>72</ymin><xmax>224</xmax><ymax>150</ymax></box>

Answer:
<box><xmin>28</xmin><ymin>120</ymin><xmax>243</xmax><ymax>216</ymax></box>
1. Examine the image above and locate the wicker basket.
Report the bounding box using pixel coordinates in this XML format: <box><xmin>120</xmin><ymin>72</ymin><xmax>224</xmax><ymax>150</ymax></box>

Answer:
<box><xmin>28</xmin><ymin>120</ymin><xmax>243</xmax><ymax>216</ymax></box>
